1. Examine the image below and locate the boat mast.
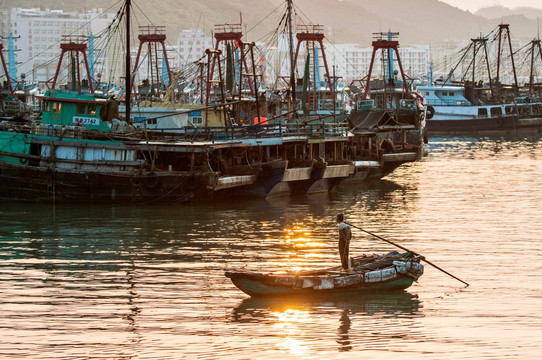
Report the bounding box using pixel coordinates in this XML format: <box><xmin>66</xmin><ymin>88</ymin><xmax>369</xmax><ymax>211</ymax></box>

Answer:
<box><xmin>287</xmin><ymin>0</ymin><xmax>296</xmax><ymax>115</ymax></box>
<box><xmin>0</xmin><ymin>43</ymin><xmax>14</xmax><ymax>94</ymax></box>
<box><xmin>125</xmin><ymin>0</ymin><xmax>131</xmax><ymax>123</ymax></box>
<box><xmin>528</xmin><ymin>39</ymin><xmax>542</xmax><ymax>94</ymax></box>
<box><xmin>496</xmin><ymin>24</ymin><xmax>518</xmax><ymax>93</ymax></box>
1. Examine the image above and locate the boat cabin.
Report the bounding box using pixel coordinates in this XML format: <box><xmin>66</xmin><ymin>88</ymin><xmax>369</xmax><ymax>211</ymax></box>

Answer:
<box><xmin>415</xmin><ymin>84</ymin><xmax>471</xmax><ymax>107</ymax></box>
<box><xmin>39</xmin><ymin>89</ymin><xmax>114</xmax><ymax>132</ymax></box>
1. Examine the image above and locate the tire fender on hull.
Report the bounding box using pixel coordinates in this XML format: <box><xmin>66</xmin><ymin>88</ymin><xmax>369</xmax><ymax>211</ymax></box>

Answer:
<box><xmin>426</xmin><ymin>106</ymin><xmax>435</xmax><ymax>120</ymax></box>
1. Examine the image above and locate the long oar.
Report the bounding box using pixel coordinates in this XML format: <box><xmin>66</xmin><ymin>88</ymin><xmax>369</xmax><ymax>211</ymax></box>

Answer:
<box><xmin>346</xmin><ymin>223</ymin><xmax>469</xmax><ymax>287</ymax></box>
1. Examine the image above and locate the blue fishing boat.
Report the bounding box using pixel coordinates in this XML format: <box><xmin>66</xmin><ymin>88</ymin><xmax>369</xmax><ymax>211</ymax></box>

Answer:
<box><xmin>418</xmin><ymin>24</ymin><xmax>542</xmax><ymax>135</ymax></box>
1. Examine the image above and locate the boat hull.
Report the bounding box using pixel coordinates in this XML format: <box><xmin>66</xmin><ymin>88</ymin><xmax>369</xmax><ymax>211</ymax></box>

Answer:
<box><xmin>427</xmin><ymin>115</ymin><xmax>542</xmax><ymax>135</ymax></box>
<box><xmin>0</xmin><ymin>161</ymin><xmax>217</xmax><ymax>203</ymax></box>
<box><xmin>0</xmin><ymin>130</ymin><xmax>219</xmax><ymax>203</ymax></box>
<box><xmin>212</xmin><ymin>160</ymin><xmax>287</xmax><ymax>199</ymax></box>
<box><xmin>228</xmin><ymin>275</ymin><xmax>414</xmax><ymax>297</ymax></box>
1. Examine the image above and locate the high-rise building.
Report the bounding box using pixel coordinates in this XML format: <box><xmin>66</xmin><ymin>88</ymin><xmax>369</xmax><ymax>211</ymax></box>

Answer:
<box><xmin>326</xmin><ymin>44</ymin><xmax>430</xmax><ymax>84</ymax></box>
<box><xmin>7</xmin><ymin>8</ymin><xmax>115</xmax><ymax>84</ymax></box>
<box><xmin>177</xmin><ymin>28</ymin><xmax>214</xmax><ymax>66</ymax></box>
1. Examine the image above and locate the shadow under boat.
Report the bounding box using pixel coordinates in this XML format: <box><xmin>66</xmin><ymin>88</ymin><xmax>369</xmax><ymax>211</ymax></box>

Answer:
<box><xmin>231</xmin><ymin>290</ymin><xmax>421</xmax><ymax>323</ymax></box>
<box><xmin>211</xmin><ymin>158</ymin><xmax>288</xmax><ymax>199</ymax></box>
<box><xmin>268</xmin><ymin>157</ymin><xmax>354</xmax><ymax>197</ymax></box>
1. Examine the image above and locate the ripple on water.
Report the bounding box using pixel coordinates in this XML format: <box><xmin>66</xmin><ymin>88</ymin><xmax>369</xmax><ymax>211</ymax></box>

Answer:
<box><xmin>1</xmin><ymin>136</ymin><xmax>542</xmax><ymax>359</ymax></box>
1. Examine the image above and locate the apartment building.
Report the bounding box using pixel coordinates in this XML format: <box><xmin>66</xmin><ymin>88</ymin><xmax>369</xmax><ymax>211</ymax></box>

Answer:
<box><xmin>7</xmin><ymin>8</ymin><xmax>115</xmax><ymax>83</ymax></box>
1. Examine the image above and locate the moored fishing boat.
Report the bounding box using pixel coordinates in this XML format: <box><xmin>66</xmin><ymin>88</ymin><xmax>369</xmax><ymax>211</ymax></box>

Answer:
<box><xmin>225</xmin><ymin>251</ymin><xmax>424</xmax><ymax>297</ymax></box>
<box><xmin>346</xmin><ymin>31</ymin><xmax>426</xmax><ymax>180</ymax></box>
<box><xmin>420</xmin><ymin>24</ymin><xmax>542</xmax><ymax>135</ymax></box>
<box><xmin>419</xmin><ymin>82</ymin><xmax>542</xmax><ymax>135</ymax></box>
<box><xmin>0</xmin><ymin>3</ymin><xmax>225</xmax><ymax>204</ymax></box>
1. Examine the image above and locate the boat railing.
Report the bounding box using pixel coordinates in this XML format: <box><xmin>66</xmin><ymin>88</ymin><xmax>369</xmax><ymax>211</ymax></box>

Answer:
<box><xmin>138</xmin><ymin>25</ymin><xmax>166</xmax><ymax>37</ymax></box>
<box><xmin>316</xmin><ymin>99</ymin><xmax>343</xmax><ymax>112</ymax></box>
<box><xmin>31</xmin><ymin>123</ymin><xmax>87</xmax><ymax>139</ymax></box>
<box><xmin>425</xmin><ymin>99</ymin><xmax>470</xmax><ymax>106</ymax></box>
<box><xmin>399</xmin><ymin>99</ymin><xmax>417</xmax><ymax>110</ymax></box>
<box><xmin>356</xmin><ymin>100</ymin><xmax>375</xmax><ymax>111</ymax></box>
<box><xmin>179</xmin><ymin>122</ymin><xmax>350</xmax><ymax>142</ymax></box>
<box><xmin>294</xmin><ymin>98</ymin><xmax>344</xmax><ymax>113</ymax></box>
<box><xmin>214</xmin><ymin>23</ymin><xmax>242</xmax><ymax>34</ymax></box>
<box><xmin>296</xmin><ymin>24</ymin><xmax>324</xmax><ymax>34</ymax></box>
<box><xmin>27</xmin><ymin>121</ymin><xmax>350</xmax><ymax>145</ymax></box>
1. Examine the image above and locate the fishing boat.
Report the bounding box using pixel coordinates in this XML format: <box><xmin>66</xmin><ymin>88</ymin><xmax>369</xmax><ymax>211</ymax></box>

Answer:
<box><xmin>0</xmin><ymin>1</ymin><xmax>238</xmax><ymax>204</ymax></box>
<box><xmin>419</xmin><ymin>24</ymin><xmax>542</xmax><ymax>135</ymax></box>
<box><xmin>225</xmin><ymin>251</ymin><xmax>424</xmax><ymax>297</ymax></box>
<box><xmin>197</xmin><ymin>9</ymin><xmax>355</xmax><ymax>197</ymax></box>
<box><xmin>419</xmin><ymin>82</ymin><xmax>542</xmax><ymax>135</ymax></box>
<box><xmin>346</xmin><ymin>31</ymin><xmax>427</xmax><ymax>180</ymax></box>
<box><xmin>0</xmin><ymin>2</ymin><xmax>298</xmax><ymax>204</ymax></box>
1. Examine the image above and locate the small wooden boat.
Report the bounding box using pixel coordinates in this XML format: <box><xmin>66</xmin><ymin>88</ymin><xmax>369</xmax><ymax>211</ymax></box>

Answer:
<box><xmin>225</xmin><ymin>251</ymin><xmax>424</xmax><ymax>297</ymax></box>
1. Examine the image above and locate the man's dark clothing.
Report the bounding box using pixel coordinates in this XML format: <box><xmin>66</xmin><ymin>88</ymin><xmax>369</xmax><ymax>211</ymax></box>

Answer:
<box><xmin>338</xmin><ymin>221</ymin><xmax>352</xmax><ymax>269</ymax></box>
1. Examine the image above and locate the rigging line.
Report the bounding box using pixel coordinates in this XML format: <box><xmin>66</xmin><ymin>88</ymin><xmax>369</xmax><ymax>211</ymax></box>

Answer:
<box><xmin>256</xmin><ymin>17</ymin><xmax>282</xmax><ymax>44</ymax></box>
<box><xmin>98</xmin><ymin>0</ymin><xmax>126</xmax><ymax>19</ymax></box>
<box><xmin>19</xmin><ymin>2</ymin><xmax>127</xmax><ymax>81</ymax></box>
<box><xmin>105</xmin><ymin>21</ymin><xmax>123</xmax><ymax>86</ymax></box>
<box><xmin>131</xmin><ymin>1</ymin><xmax>156</xmax><ymax>28</ymax></box>
<box><xmin>180</xmin><ymin>13</ymin><xmax>204</xmax><ymax>67</ymax></box>
<box><xmin>322</xmin><ymin>37</ymin><xmax>362</xmax><ymax>78</ymax></box>
<box><xmin>252</xmin><ymin>25</ymin><xmax>282</xmax><ymax>46</ymax></box>
<box><xmin>245</xmin><ymin>1</ymin><xmax>287</xmax><ymax>35</ymax></box>
<box><xmin>17</xmin><ymin>1</ymin><xmax>124</xmax><ymax>74</ymax></box>
<box><xmin>291</xmin><ymin>2</ymin><xmax>312</xmax><ymax>26</ymax></box>
<box><xmin>443</xmin><ymin>42</ymin><xmax>474</xmax><ymax>86</ymax></box>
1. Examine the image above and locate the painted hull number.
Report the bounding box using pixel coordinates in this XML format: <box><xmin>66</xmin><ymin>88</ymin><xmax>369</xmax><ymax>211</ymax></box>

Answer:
<box><xmin>73</xmin><ymin>116</ymin><xmax>99</xmax><ymax>126</ymax></box>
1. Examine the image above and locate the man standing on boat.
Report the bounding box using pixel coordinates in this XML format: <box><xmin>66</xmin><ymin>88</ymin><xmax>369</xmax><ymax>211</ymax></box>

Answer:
<box><xmin>336</xmin><ymin>213</ymin><xmax>352</xmax><ymax>271</ymax></box>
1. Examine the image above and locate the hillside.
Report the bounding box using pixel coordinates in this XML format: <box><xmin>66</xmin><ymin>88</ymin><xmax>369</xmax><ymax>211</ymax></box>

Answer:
<box><xmin>2</xmin><ymin>0</ymin><xmax>541</xmax><ymax>46</ymax></box>
<box><xmin>476</xmin><ymin>5</ymin><xmax>542</xmax><ymax>20</ymax></box>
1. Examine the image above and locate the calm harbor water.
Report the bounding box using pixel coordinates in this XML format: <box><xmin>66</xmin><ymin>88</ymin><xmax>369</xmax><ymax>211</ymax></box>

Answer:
<box><xmin>1</xmin><ymin>135</ymin><xmax>542</xmax><ymax>359</ymax></box>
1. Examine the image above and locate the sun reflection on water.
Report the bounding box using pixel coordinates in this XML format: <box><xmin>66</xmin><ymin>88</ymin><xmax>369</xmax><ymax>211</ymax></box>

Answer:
<box><xmin>271</xmin><ymin>308</ymin><xmax>314</xmax><ymax>356</ymax></box>
<box><xmin>267</xmin><ymin>222</ymin><xmax>331</xmax><ymax>273</ymax></box>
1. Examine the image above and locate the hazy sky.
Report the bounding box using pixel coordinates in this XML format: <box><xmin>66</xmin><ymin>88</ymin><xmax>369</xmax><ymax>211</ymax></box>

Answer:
<box><xmin>440</xmin><ymin>0</ymin><xmax>542</xmax><ymax>12</ymax></box>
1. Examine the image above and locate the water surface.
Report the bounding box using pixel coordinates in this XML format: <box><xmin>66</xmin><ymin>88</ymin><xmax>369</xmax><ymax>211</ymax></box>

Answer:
<box><xmin>1</xmin><ymin>135</ymin><xmax>542</xmax><ymax>359</ymax></box>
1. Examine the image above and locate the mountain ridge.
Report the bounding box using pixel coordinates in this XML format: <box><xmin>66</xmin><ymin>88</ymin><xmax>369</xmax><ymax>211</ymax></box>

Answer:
<box><xmin>475</xmin><ymin>5</ymin><xmax>542</xmax><ymax>20</ymax></box>
<box><xmin>2</xmin><ymin>0</ymin><xmax>541</xmax><ymax>46</ymax></box>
